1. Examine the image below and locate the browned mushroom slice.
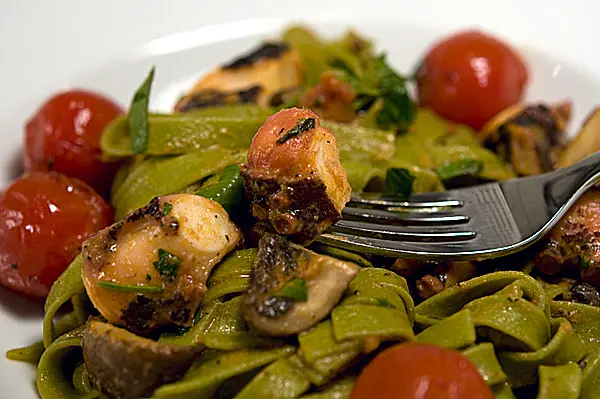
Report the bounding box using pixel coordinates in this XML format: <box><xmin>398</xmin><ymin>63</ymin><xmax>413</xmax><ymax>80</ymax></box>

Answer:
<box><xmin>175</xmin><ymin>42</ymin><xmax>303</xmax><ymax>112</ymax></box>
<box><xmin>243</xmin><ymin>234</ymin><xmax>359</xmax><ymax>336</ymax></box>
<box><xmin>83</xmin><ymin>319</ymin><xmax>200</xmax><ymax>399</ymax></box>
<box><xmin>240</xmin><ymin>107</ymin><xmax>352</xmax><ymax>245</ymax></box>
<box><xmin>479</xmin><ymin>102</ymin><xmax>571</xmax><ymax>176</ymax></box>
<box><xmin>82</xmin><ymin>194</ymin><xmax>242</xmax><ymax>335</ymax></box>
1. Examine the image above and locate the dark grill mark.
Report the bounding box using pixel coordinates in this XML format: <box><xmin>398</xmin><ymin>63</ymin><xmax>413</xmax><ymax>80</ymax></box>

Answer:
<box><xmin>179</xmin><ymin>86</ymin><xmax>262</xmax><ymax>111</ymax></box>
<box><xmin>121</xmin><ymin>295</ymin><xmax>156</xmax><ymax>335</ymax></box>
<box><xmin>223</xmin><ymin>42</ymin><xmax>289</xmax><ymax>69</ymax></box>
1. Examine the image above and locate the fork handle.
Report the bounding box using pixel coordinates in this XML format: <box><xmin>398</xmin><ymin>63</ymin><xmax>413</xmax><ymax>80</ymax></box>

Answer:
<box><xmin>543</xmin><ymin>150</ymin><xmax>600</xmax><ymax>211</ymax></box>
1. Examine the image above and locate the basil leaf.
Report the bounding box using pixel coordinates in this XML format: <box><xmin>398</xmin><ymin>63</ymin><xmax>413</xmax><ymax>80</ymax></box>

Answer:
<box><xmin>129</xmin><ymin>67</ymin><xmax>155</xmax><ymax>154</ymax></box>
<box><xmin>435</xmin><ymin>159</ymin><xmax>484</xmax><ymax>181</ymax></box>
<box><xmin>384</xmin><ymin>168</ymin><xmax>415</xmax><ymax>197</ymax></box>
<box><xmin>272</xmin><ymin>278</ymin><xmax>308</xmax><ymax>301</ymax></box>
<box><xmin>153</xmin><ymin>248</ymin><xmax>181</xmax><ymax>279</ymax></box>
<box><xmin>276</xmin><ymin>118</ymin><xmax>316</xmax><ymax>144</ymax></box>
<box><xmin>98</xmin><ymin>281</ymin><xmax>163</xmax><ymax>293</ymax></box>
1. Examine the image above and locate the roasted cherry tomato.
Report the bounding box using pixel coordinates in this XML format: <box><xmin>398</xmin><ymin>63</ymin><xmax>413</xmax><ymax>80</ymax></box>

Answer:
<box><xmin>24</xmin><ymin>89</ymin><xmax>124</xmax><ymax>196</ymax></box>
<box><xmin>416</xmin><ymin>30</ymin><xmax>528</xmax><ymax>131</ymax></box>
<box><xmin>351</xmin><ymin>343</ymin><xmax>494</xmax><ymax>399</ymax></box>
<box><xmin>0</xmin><ymin>172</ymin><xmax>113</xmax><ymax>299</ymax></box>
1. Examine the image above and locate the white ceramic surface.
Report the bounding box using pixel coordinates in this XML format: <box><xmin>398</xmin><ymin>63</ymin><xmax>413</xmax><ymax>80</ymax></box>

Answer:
<box><xmin>2</xmin><ymin>0</ymin><xmax>600</xmax><ymax>396</ymax></box>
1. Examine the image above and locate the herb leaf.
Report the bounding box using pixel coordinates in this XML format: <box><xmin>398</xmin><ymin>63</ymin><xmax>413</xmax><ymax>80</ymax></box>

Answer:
<box><xmin>376</xmin><ymin>297</ymin><xmax>396</xmax><ymax>308</ymax></box>
<box><xmin>384</xmin><ymin>168</ymin><xmax>415</xmax><ymax>197</ymax></box>
<box><xmin>276</xmin><ymin>118</ymin><xmax>316</xmax><ymax>144</ymax></box>
<box><xmin>153</xmin><ymin>248</ymin><xmax>181</xmax><ymax>279</ymax></box>
<box><xmin>129</xmin><ymin>67</ymin><xmax>155</xmax><ymax>154</ymax></box>
<box><xmin>435</xmin><ymin>159</ymin><xmax>484</xmax><ymax>181</ymax></box>
<box><xmin>98</xmin><ymin>281</ymin><xmax>163</xmax><ymax>293</ymax></box>
<box><xmin>272</xmin><ymin>278</ymin><xmax>308</xmax><ymax>301</ymax></box>
<box><xmin>581</xmin><ymin>255</ymin><xmax>593</xmax><ymax>269</ymax></box>
<box><xmin>163</xmin><ymin>202</ymin><xmax>173</xmax><ymax>216</ymax></box>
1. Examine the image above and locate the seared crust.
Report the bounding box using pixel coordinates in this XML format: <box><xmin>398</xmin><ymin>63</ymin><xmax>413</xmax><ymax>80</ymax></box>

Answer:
<box><xmin>240</xmin><ymin>108</ymin><xmax>351</xmax><ymax>244</ymax></box>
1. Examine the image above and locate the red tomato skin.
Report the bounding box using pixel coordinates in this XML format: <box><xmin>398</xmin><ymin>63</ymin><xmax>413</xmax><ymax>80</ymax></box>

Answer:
<box><xmin>24</xmin><ymin>90</ymin><xmax>124</xmax><ymax>197</ymax></box>
<box><xmin>0</xmin><ymin>172</ymin><xmax>113</xmax><ymax>299</ymax></box>
<box><xmin>351</xmin><ymin>343</ymin><xmax>494</xmax><ymax>399</ymax></box>
<box><xmin>416</xmin><ymin>30</ymin><xmax>528</xmax><ymax>131</ymax></box>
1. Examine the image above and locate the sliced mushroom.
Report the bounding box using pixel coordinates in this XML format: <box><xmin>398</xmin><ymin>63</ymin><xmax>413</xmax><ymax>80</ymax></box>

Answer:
<box><xmin>479</xmin><ymin>102</ymin><xmax>571</xmax><ymax>176</ymax></box>
<box><xmin>82</xmin><ymin>319</ymin><xmax>200</xmax><ymax>399</ymax></box>
<box><xmin>175</xmin><ymin>42</ymin><xmax>303</xmax><ymax>112</ymax></box>
<box><xmin>243</xmin><ymin>234</ymin><xmax>359</xmax><ymax>336</ymax></box>
<box><xmin>82</xmin><ymin>194</ymin><xmax>242</xmax><ymax>335</ymax></box>
<box><xmin>240</xmin><ymin>107</ymin><xmax>352</xmax><ymax>244</ymax></box>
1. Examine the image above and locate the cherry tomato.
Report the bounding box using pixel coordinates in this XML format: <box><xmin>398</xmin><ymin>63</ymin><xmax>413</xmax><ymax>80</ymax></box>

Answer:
<box><xmin>416</xmin><ymin>30</ymin><xmax>528</xmax><ymax>131</ymax></box>
<box><xmin>0</xmin><ymin>172</ymin><xmax>113</xmax><ymax>299</ymax></box>
<box><xmin>351</xmin><ymin>343</ymin><xmax>494</xmax><ymax>399</ymax></box>
<box><xmin>24</xmin><ymin>90</ymin><xmax>124</xmax><ymax>197</ymax></box>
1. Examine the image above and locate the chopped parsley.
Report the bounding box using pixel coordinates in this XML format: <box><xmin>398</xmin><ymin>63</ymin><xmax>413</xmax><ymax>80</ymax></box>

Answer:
<box><xmin>272</xmin><ymin>278</ymin><xmax>308</xmax><ymax>301</ymax></box>
<box><xmin>98</xmin><ymin>281</ymin><xmax>163</xmax><ymax>294</ymax></box>
<box><xmin>153</xmin><ymin>248</ymin><xmax>181</xmax><ymax>279</ymax></box>
<box><xmin>145</xmin><ymin>274</ymin><xmax>152</xmax><ymax>281</ymax></box>
<box><xmin>162</xmin><ymin>202</ymin><xmax>173</xmax><ymax>216</ymax></box>
<box><xmin>376</xmin><ymin>297</ymin><xmax>396</xmax><ymax>308</ymax></box>
<box><xmin>129</xmin><ymin>67</ymin><xmax>155</xmax><ymax>154</ymax></box>
<box><xmin>276</xmin><ymin>118</ymin><xmax>316</xmax><ymax>144</ymax></box>
<box><xmin>435</xmin><ymin>159</ymin><xmax>483</xmax><ymax>181</ymax></box>
<box><xmin>11</xmin><ymin>263</ymin><xmax>17</xmax><ymax>269</ymax></box>
<box><xmin>384</xmin><ymin>168</ymin><xmax>415</xmax><ymax>197</ymax></box>
<box><xmin>581</xmin><ymin>255</ymin><xmax>593</xmax><ymax>269</ymax></box>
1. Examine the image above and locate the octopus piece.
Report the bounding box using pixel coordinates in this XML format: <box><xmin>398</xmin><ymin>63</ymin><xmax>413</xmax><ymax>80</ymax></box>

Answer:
<box><xmin>82</xmin><ymin>194</ymin><xmax>242</xmax><ymax>335</ymax></box>
<box><xmin>535</xmin><ymin>189</ymin><xmax>600</xmax><ymax>286</ymax></box>
<box><xmin>480</xmin><ymin>102</ymin><xmax>571</xmax><ymax>176</ymax></box>
<box><xmin>240</xmin><ymin>107</ymin><xmax>352</xmax><ymax>244</ymax></box>
<box><xmin>175</xmin><ymin>42</ymin><xmax>303</xmax><ymax>112</ymax></box>
<box><xmin>243</xmin><ymin>234</ymin><xmax>359</xmax><ymax>336</ymax></box>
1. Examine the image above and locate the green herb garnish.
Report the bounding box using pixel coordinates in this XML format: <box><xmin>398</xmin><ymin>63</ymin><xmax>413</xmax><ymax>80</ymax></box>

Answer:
<box><xmin>581</xmin><ymin>255</ymin><xmax>593</xmax><ymax>269</ymax></box>
<box><xmin>276</xmin><ymin>118</ymin><xmax>316</xmax><ymax>144</ymax></box>
<box><xmin>153</xmin><ymin>248</ymin><xmax>181</xmax><ymax>279</ymax></box>
<box><xmin>98</xmin><ymin>281</ymin><xmax>163</xmax><ymax>293</ymax></box>
<box><xmin>384</xmin><ymin>168</ymin><xmax>415</xmax><ymax>197</ymax></box>
<box><xmin>272</xmin><ymin>278</ymin><xmax>308</xmax><ymax>301</ymax></box>
<box><xmin>435</xmin><ymin>159</ymin><xmax>483</xmax><ymax>181</ymax></box>
<box><xmin>163</xmin><ymin>202</ymin><xmax>173</xmax><ymax>216</ymax></box>
<box><xmin>129</xmin><ymin>67</ymin><xmax>155</xmax><ymax>154</ymax></box>
<box><xmin>376</xmin><ymin>298</ymin><xmax>396</xmax><ymax>308</ymax></box>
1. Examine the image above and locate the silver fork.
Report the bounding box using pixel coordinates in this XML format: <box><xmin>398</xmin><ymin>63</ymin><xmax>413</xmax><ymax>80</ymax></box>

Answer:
<box><xmin>317</xmin><ymin>151</ymin><xmax>600</xmax><ymax>260</ymax></box>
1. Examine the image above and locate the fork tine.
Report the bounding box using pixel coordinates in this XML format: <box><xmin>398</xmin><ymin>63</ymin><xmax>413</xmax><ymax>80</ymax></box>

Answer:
<box><xmin>342</xmin><ymin>206</ymin><xmax>469</xmax><ymax>225</ymax></box>
<box><xmin>349</xmin><ymin>193</ymin><xmax>462</xmax><ymax>209</ymax></box>
<box><xmin>331</xmin><ymin>220</ymin><xmax>476</xmax><ymax>242</ymax></box>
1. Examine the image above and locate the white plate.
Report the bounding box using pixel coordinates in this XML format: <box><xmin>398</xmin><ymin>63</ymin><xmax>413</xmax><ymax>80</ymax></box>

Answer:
<box><xmin>2</xmin><ymin>0</ymin><xmax>600</xmax><ymax>396</ymax></box>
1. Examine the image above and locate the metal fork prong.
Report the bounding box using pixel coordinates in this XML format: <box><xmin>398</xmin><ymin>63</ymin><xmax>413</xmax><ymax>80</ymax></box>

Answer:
<box><xmin>349</xmin><ymin>194</ymin><xmax>462</xmax><ymax>209</ymax></box>
<box><xmin>331</xmin><ymin>220</ymin><xmax>476</xmax><ymax>242</ymax></box>
<box><xmin>342</xmin><ymin>207</ymin><xmax>469</xmax><ymax>225</ymax></box>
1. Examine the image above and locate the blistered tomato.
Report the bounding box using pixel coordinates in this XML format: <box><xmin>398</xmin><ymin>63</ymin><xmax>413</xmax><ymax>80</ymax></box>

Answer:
<box><xmin>416</xmin><ymin>30</ymin><xmax>528</xmax><ymax>131</ymax></box>
<box><xmin>351</xmin><ymin>343</ymin><xmax>494</xmax><ymax>399</ymax></box>
<box><xmin>0</xmin><ymin>172</ymin><xmax>113</xmax><ymax>299</ymax></box>
<box><xmin>24</xmin><ymin>90</ymin><xmax>124</xmax><ymax>196</ymax></box>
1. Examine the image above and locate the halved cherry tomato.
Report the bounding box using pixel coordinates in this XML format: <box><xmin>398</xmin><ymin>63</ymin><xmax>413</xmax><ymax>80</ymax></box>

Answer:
<box><xmin>416</xmin><ymin>30</ymin><xmax>528</xmax><ymax>131</ymax></box>
<box><xmin>24</xmin><ymin>90</ymin><xmax>124</xmax><ymax>197</ymax></box>
<box><xmin>351</xmin><ymin>343</ymin><xmax>494</xmax><ymax>399</ymax></box>
<box><xmin>0</xmin><ymin>172</ymin><xmax>113</xmax><ymax>299</ymax></box>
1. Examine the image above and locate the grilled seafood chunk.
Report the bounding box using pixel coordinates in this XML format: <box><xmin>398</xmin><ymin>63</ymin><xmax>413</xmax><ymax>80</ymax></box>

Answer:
<box><xmin>243</xmin><ymin>234</ymin><xmax>359</xmax><ymax>336</ymax></box>
<box><xmin>535</xmin><ymin>189</ymin><xmax>600</xmax><ymax>286</ymax></box>
<box><xmin>240</xmin><ymin>107</ymin><xmax>351</xmax><ymax>244</ymax></box>
<box><xmin>175</xmin><ymin>42</ymin><xmax>303</xmax><ymax>112</ymax></box>
<box><xmin>82</xmin><ymin>194</ymin><xmax>242</xmax><ymax>335</ymax></box>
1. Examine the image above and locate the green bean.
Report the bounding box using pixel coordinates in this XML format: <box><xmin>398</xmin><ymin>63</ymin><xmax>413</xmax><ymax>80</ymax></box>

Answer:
<box><xmin>43</xmin><ymin>255</ymin><xmax>85</xmax><ymax>347</ymax></box>
<box><xmin>538</xmin><ymin>363</ymin><xmax>582</xmax><ymax>399</ymax></box>
<box><xmin>111</xmin><ymin>148</ymin><xmax>246</xmax><ymax>219</ymax></box>
<box><xmin>196</xmin><ymin>164</ymin><xmax>244</xmax><ymax>215</ymax></box>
